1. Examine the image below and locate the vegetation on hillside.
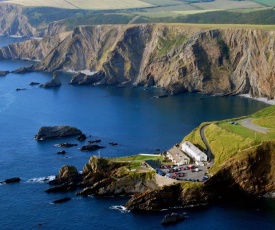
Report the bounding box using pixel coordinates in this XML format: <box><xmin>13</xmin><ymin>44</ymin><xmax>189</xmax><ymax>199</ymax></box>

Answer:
<box><xmin>150</xmin><ymin>8</ymin><xmax>275</xmax><ymax>25</ymax></box>
<box><xmin>183</xmin><ymin>105</ymin><xmax>275</xmax><ymax>173</ymax></box>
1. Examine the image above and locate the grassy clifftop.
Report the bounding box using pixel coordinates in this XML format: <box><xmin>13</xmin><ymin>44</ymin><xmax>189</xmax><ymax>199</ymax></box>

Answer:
<box><xmin>184</xmin><ymin>105</ymin><xmax>275</xmax><ymax>177</ymax></box>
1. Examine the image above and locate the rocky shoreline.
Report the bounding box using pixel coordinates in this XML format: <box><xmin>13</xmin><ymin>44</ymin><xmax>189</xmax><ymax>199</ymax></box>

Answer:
<box><xmin>43</xmin><ymin>143</ymin><xmax>275</xmax><ymax>212</ymax></box>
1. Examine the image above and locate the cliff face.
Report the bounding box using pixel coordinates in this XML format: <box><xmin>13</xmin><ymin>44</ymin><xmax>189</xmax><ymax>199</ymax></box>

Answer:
<box><xmin>0</xmin><ymin>32</ymin><xmax>69</xmax><ymax>61</ymax></box>
<box><xmin>0</xmin><ymin>4</ymin><xmax>36</xmax><ymax>37</ymax></box>
<box><xmin>1</xmin><ymin>24</ymin><xmax>275</xmax><ymax>98</ymax></box>
<box><xmin>208</xmin><ymin>141</ymin><xmax>275</xmax><ymax>196</ymax></box>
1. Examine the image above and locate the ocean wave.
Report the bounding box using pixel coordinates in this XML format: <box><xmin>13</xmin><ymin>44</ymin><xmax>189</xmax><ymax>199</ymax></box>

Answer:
<box><xmin>27</xmin><ymin>175</ymin><xmax>55</xmax><ymax>183</ymax></box>
<box><xmin>109</xmin><ymin>205</ymin><xmax>130</xmax><ymax>213</ymax></box>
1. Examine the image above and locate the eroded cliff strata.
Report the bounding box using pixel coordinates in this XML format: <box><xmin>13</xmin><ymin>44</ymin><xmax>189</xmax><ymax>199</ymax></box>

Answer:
<box><xmin>1</xmin><ymin>24</ymin><xmax>275</xmax><ymax>98</ymax></box>
<box><xmin>0</xmin><ymin>4</ymin><xmax>36</xmax><ymax>37</ymax></box>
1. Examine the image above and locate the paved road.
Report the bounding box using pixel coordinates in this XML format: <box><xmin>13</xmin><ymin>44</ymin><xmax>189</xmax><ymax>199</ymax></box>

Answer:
<box><xmin>241</xmin><ymin>118</ymin><xmax>268</xmax><ymax>133</ymax></box>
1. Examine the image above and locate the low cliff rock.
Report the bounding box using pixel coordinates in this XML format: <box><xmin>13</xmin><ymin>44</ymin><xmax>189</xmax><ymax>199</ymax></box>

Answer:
<box><xmin>35</xmin><ymin>126</ymin><xmax>82</xmax><ymax>140</ymax></box>
<box><xmin>46</xmin><ymin>156</ymin><xmax>159</xmax><ymax>197</ymax></box>
<box><xmin>70</xmin><ymin>71</ymin><xmax>105</xmax><ymax>85</ymax></box>
<box><xmin>40</xmin><ymin>72</ymin><xmax>61</xmax><ymax>88</ymax></box>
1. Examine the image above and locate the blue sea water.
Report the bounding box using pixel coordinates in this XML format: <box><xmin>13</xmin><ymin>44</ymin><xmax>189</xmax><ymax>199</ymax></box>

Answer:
<box><xmin>0</xmin><ymin>37</ymin><xmax>274</xmax><ymax>230</ymax></box>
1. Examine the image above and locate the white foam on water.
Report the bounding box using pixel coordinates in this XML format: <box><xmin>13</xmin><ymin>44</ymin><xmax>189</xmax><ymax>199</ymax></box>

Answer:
<box><xmin>27</xmin><ymin>175</ymin><xmax>55</xmax><ymax>183</ymax></box>
<box><xmin>109</xmin><ymin>205</ymin><xmax>130</xmax><ymax>213</ymax></box>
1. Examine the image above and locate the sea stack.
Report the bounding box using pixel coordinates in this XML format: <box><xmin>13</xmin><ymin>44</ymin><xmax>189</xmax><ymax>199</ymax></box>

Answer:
<box><xmin>40</xmin><ymin>71</ymin><xmax>61</xmax><ymax>88</ymax></box>
<box><xmin>35</xmin><ymin>126</ymin><xmax>82</xmax><ymax>140</ymax></box>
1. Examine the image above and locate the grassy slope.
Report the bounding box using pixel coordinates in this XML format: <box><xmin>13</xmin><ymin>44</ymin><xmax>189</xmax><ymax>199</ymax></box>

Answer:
<box><xmin>184</xmin><ymin>105</ymin><xmax>275</xmax><ymax>173</ymax></box>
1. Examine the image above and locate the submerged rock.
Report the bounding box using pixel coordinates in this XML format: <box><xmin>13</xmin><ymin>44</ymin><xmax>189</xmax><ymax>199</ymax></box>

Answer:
<box><xmin>16</xmin><ymin>88</ymin><xmax>27</xmax><ymax>91</ymax></box>
<box><xmin>76</xmin><ymin>133</ymin><xmax>86</xmax><ymax>141</ymax></box>
<box><xmin>80</xmin><ymin>144</ymin><xmax>105</xmax><ymax>151</ymax></box>
<box><xmin>57</xmin><ymin>150</ymin><xmax>66</xmax><ymax>154</ymax></box>
<box><xmin>0</xmin><ymin>70</ymin><xmax>9</xmax><ymax>76</ymax></box>
<box><xmin>161</xmin><ymin>213</ymin><xmax>186</xmax><ymax>225</ymax></box>
<box><xmin>52</xmin><ymin>197</ymin><xmax>71</xmax><ymax>204</ymax></box>
<box><xmin>57</xmin><ymin>143</ymin><xmax>78</xmax><ymax>148</ymax></box>
<box><xmin>29</xmin><ymin>81</ymin><xmax>40</xmax><ymax>85</ymax></box>
<box><xmin>1</xmin><ymin>177</ymin><xmax>21</xmax><ymax>184</ymax></box>
<box><xmin>40</xmin><ymin>71</ymin><xmax>61</xmax><ymax>88</ymax></box>
<box><xmin>88</xmin><ymin>139</ymin><xmax>101</xmax><ymax>144</ymax></box>
<box><xmin>45</xmin><ymin>184</ymin><xmax>77</xmax><ymax>193</ymax></box>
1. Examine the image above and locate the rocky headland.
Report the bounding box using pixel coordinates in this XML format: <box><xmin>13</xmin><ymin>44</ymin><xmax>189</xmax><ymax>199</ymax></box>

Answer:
<box><xmin>0</xmin><ymin>24</ymin><xmax>274</xmax><ymax>99</ymax></box>
<box><xmin>45</xmin><ymin>105</ymin><xmax>275</xmax><ymax>211</ymax></box>
<box><xmin>45</xmin><ymin>142</ymin><xmax>274</xmax><ymax>211</ymax></box>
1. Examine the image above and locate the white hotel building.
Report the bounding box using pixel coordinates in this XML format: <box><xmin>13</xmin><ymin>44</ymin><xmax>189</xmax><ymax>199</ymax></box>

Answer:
<box><xmin>181</xmin><ymin>141</ymin><xmax>208</xmax><ymax>163</ymax></box>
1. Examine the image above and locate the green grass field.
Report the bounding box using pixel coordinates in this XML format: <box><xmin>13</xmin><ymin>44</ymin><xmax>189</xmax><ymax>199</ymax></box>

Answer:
<box><xmin>182</xmin><ymin>105</ymin><xmax>275</xmax><ymax>173</ymax></box>
<box><xmin>251</xmin><ymin>0</ymin><xmax>275</xmax><ymax>7</ymax></box>
<box><xmin>5</xmin><ymin>0</ymin><xmax>152</xmax><ymax>9</ymax></box>
<box><xmin>111</xmin><ymin>154</ymin><xmax>163</xmax><ymax>163</ymax></box>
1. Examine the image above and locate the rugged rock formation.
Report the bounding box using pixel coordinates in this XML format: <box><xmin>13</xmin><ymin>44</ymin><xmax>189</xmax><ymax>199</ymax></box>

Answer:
<box><xmin>0</xmin><ymin>32</ymin><xmax>69</xmax><ymax>61</ymax></box>
<box><xmin>35</xmin><ymin>126</ymin><xmax>82</xmax><ymax>140</ymax></box>
<box><xmin>59</xmin><ymin>165</ymin><xmax>79</xmax><ymax>179</ymax></box>
<box><xmin>40</xmin><ymin>71</ymin><xmax>61</xmax><ymax>88</ymax></box>
<box><xmin>0</xmin><ymin>4</ymin><xmax>36</xmax><ymax>37</ymax></box>
<box><xmin>1</xmin><ymin>24</ymin><xmax>274</xmax><ymax>98</ymax></box>
<box><xmin>207</xmin><ymin>141</ymin><xmax>275</xmax><ymax>197</ymax></box>
<box><xmin>12</xmin><ymin>66</ymin><xmax>33</xmax><ymax>74</ymax></box>
<box><xmin>70</xmin><ymin>71</ymin><xmax>105</xmax><ymax>85</ymax></box>
<box><xmin>45</xmin><ymin>156</ymin><xmax>159</xmax><ymax>198</ymax></box>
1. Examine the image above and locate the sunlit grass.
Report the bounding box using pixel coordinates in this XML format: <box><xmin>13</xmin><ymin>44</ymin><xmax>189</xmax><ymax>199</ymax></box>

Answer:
<box><xmin>204</xmin><ymin>123</ymin><xmax>256</xmax><ymax>172</ymax></box>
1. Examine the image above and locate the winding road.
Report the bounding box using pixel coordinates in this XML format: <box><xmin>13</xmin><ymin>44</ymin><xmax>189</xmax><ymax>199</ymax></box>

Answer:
<box><xmin>241</xmin><ymin>118</ymin><xmax>268</xmax><ymax>133</ymax></box>
<box><xmin>200</xmin><ymin>125</ymin><xmax>214</xmax><ymax>166</ymax></box>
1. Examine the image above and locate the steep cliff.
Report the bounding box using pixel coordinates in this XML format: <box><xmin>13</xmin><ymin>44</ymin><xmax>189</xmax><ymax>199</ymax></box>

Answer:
<box><xmin>0</xmin><ymin>4</ymin><xmax>36</xmax><ymax>37</ymax></box>
<box><xmin>1</xmin><ymin>24</ymin><xmax>275</xmax><ymax>98</ymax></box>
<box><xmin>0</xmin><ymin>32</ymin><xmax>69</xmax><ymax>61</ymax></box>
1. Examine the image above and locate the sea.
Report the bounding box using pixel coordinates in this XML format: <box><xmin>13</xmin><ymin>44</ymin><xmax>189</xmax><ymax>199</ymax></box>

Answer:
<box><xmin>0</xmin><ymin>37</ymin><xmax>274</xmax><ymax>230</ymax></box>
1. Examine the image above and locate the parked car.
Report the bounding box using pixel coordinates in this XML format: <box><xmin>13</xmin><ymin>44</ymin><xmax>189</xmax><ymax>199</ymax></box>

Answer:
<box><xmin>188</xmin><ymin>165</ymin><xmax>195</xmax><ymax>169</ymax></box>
